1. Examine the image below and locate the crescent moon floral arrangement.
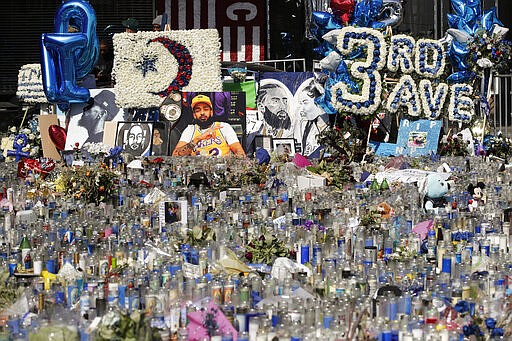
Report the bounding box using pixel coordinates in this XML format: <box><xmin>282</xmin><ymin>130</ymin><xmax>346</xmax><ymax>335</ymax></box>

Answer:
<box><xmin>112</xmin><ymin>30</ymin><xmax>222</xmax><ymax>108</ymax></box>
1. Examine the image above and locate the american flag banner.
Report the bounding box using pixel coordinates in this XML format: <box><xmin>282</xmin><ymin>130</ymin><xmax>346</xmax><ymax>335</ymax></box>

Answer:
<box><xmin>165</xmin><ymin>0</ymin><xmax>266</xmax><ymax>62</ymax></box>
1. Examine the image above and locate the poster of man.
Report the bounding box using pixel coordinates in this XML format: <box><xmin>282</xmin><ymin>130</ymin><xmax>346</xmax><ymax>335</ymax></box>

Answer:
<box><xmin>169</xmin><ymin>92</ymin><xmax>247</xmax><ymax>157</ymax></box>
<box><xmin>255</xmin><ymin>79</ymin><xmax>296</xmax><ymax>139</ymax></box>
<box><xmin>116</xmin><ymin>122</ymin><xmax>153</xmax><ymax>157</ymax></box>
<box><xmin>65</xmin><ymin>89</ymin><xmax>126</xmax><ymax>150</ymax></box>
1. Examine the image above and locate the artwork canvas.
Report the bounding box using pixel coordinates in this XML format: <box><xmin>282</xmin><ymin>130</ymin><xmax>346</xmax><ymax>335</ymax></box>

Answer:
<box><xmin>64</xmin><ymin>89</ymin><xmax>126</xmax><ymax>150</ymax></box>
<box><xmin>168</xmin><ymin>91</ymin><xmax>247</xmax><ymax>156</ymax></box>
<box><xmin>116</xmin><ymin>122</ymin><xmax>153</xmax><ymax>157</ymax></box>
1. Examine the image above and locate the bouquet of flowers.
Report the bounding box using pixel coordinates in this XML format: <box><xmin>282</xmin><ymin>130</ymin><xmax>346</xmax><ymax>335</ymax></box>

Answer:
<box><xmin>245</xmin><ymin>230</ymin><xmax>292</xmax><ymax>265</ymax></box>
<box><xmin>95</xmin><ymin>310</ymin><xmax>162</xmax><ymax>341</ymax></box>
<box><xmin>483</xmin><ymin>132</ymin><xmax>512</xmax><ymax>160</ymax></box>
<box><xmin>1</xmin><ymin>116</ymin><xmax>42</xmax><ymax>161</ymax></box>
<box><xmin>439</xmin><ymin>133</ymin><xmax>471</xmax><ymax>157</ymax></box>
<box><xmin>467</xmin><ymin>29</ymin><xmax>512</xmax><ymax>74</ymax></box>
<box><xmin>53</xmin><ymin>163</ymin><xmax>120</xmax><ymax>205</ymax></box>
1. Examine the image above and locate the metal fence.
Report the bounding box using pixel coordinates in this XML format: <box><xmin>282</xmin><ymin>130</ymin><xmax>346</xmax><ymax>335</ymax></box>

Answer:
<box><xmin>248</xmin><ymin>58</ymin><xmax>307</xmax><ymax>72</ymax></box>
<box><xmin>492</xmin><ymin>74</ymin><xmax>512</xmax><ymax>137</ymax></box>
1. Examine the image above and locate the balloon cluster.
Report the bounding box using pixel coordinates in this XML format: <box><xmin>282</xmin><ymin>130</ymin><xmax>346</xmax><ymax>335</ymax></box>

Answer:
<box><xmin>310</xmin><ymin>0</ymin><xmax>403</xmax><ymax>47</ymax></box>
<box><xmin>309</xmin><ymin>0</ymin><xmax>403</xmax><ymax>114</ymax></box>
<box><xmin>444</xmin><ymin>0</ymin><xmax>508</xmax><ymax>83</ymax></box>
<box><xmin>41</xmin><ymin>0</ymin><xmax>99</xmax><ymax>111</ymax></box>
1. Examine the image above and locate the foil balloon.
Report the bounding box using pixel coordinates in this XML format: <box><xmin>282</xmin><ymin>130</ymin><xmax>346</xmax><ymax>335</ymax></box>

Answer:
<box><xmin>481</xmin><ymin>7</ymin><xmax>503</xmax><ymax>32</ymax></box>
<box><xmin>375</xmin><ymin>0</ymin><xmax>403</xmax><ymax>28</ymax></box>
<box><xmin>48</xmin><ymin>124</ymin><xmax>67</xmax><ymax>151</ymax></box>
<box><xmin>41</xmin><ymin>0</ymin><xmax>99</xmax><ymax>108</ymax></box>
<box><xmin>320</xmin><ymin>51</ymin><xmax>343</xmax><ymax>72</ymax></box>
<box><xmin>334</xmin><ymin>60</ymin><xmax>360</xmax><ymax>93</ymax></box>
<box><xmin>314</xmin><ymin>75</ymin><xmax>338</xmax><ymax>114</ymax></box>
<box><xmin>312</xmin><ymin>11</ymin><xmax>332</xmax><ymax>27</ymax></box>
<box><xmin>446</xmin><ymin>28</ymin><xmax>471</xmax><ymax>43</ymax></box>
<box><xmin>41</xmin><ymin>33</ymin><xmax>90</xmax><ymax>105</ymax></box>
<box><xmin>54</xmin><ymin>0</ymin><xmax>99</xmax><ymax>80</ymax></box>
<box><xmin>330</xmin><ymin>0</ymin><xmax>355</xmax><ymax>25</ymax></box>
<box><xmin>352</xmin><ymin>0</ymin><xmax>386</xmax><ymax>28</ymax></box>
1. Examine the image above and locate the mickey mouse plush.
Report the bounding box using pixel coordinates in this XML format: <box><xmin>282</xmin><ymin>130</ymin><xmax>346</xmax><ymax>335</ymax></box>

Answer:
<box><xmin>467</xmin><ymin>182</ymin><xmax>485</xmax><ymax>211</ymax></box>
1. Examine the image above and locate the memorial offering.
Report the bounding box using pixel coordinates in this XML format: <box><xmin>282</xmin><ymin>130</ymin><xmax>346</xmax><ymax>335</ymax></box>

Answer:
<box><xmin>3</xmin><ymin>0</ymin><xmax>512</xmax><ymax>340</ymax></box>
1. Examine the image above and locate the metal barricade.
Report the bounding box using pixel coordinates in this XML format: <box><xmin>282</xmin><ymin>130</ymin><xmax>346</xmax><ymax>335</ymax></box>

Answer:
<box><xmin>492</xmin><ymin>74</ymin><xmax>512</xmax><ymax>137</ymax></box>
<box><xmin>248</xmin><ymin>58</ymin><xmax>307</xmax><ymax>72</ymax></box>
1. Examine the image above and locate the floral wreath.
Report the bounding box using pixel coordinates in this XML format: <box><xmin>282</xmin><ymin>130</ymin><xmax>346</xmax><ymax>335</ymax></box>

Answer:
<box><xmin>147</xmin><ymin>37</ymin><xmax>193</xmax><ymax>97</ymax></box>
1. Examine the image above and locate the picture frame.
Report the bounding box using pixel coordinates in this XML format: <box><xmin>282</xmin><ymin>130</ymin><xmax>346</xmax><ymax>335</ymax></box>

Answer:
<box><xmin>254</xmin><ymin>135</ymin><xmax>273</xmax><ymax>151</ymax></box>
<box><xmin>151</xmin><ymin>121</ymin><xmax>170</xmax><ymax>156</ymax></box>
<box><xmin>272</xmin><ymin>138</ymin><xmax>296</xmax><ymax>157</ymax></box>
<box><xmin>116</xmin><ymin>121</ymin><xmax>153</xmax><ymax>157</ymax></box>
<box><xmin>159</xmin><ymin>200</ymin><xmax>188</xmax><ymax>231</ymax></box>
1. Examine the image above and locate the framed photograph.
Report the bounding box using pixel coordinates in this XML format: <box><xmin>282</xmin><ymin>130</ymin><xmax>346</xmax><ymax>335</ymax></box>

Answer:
<box><xmin>116</xmin><ymin>121</ymin><xmax>153</xmax><ymax>157</ymax></box>
<box><xmin>159</xmin><ymin>200</ymin><xmax>188</xmax><ymax>230</ymax></box>
<box><xmin>273</xmin><ymin>138</ymin><xmax>296</xmax><ymax>157</ymax></box>
<box><xmin>151</xmin><ymin>121</ymin><xmax>170</xmax><ymax>156</ymax></box>
<box><xmin>254</xmin><ymin>135</ymin><xmax>273</xmax><ymax>151</ymax></box>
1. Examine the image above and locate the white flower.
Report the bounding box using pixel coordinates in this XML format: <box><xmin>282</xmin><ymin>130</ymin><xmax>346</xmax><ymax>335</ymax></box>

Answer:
<box><xmin>332</xmin><ymin>27</ymin><xmax>387</xmax><ymax>115</ymax></box>
<box><xmin>414</xmin><ymin>39</ymin><xmax>446</xmax><ymax>79</ymax></box>
<box><xmin>386</xmin><ymin>75</ymin><xmax>420</xmax><ymax>116</ymax></box>
<box><xmin>477</xmin><ymin>58</ymin><xmax>493</xmax><ymax>68</ymax></box>
<box><xmin>112</xmin><ymin>30</ymin><xmax>223</xmax><ymax>109</ymax></box>
<box><xmin>28</xmin><ymin>133</ymin><xmax>35</xmax><ymax>140</ymax></box>
<box><xmin>487</xmin><ymin>44</ymin><xmax>492</xmax><ymax>50</ymax></box>
<box><xmin>9</xmin><ymin>126</ymin><xmax>17</xmax><ymax>133</ymax></box>
<box><xmin>16</xmin><ymin>64</ymin><xmax>48</xmax><ymax>104</ymax></box>
<box><xmin>419</xmin><ymin>79</ymin><xmax>448</xmax><ymax>120</ymax></box>
<box><xmin>448</xmin><ymin>83</ymin><xmax>474</xmax><ymax>122</ymax></box>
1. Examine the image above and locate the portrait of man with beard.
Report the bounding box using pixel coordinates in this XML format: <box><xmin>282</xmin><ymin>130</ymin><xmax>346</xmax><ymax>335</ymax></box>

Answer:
<box><xmin>172</xmin><ymin>94</ymin><xmax>246</xmax><ymax>157</ymax></box>
<box><xmin>116</xmin><ymin>122</ymin><xmax>153</xmax><ymax>157</ymax></box>
<box><xmin>256</xmin><ymin>83</ymin><xmax>294</xmax><ymax>139</ymax></box>
<box><xmin>78</xmin><ymin>90</ymin><xmax>118</xmax><ymax>144</ymax></box>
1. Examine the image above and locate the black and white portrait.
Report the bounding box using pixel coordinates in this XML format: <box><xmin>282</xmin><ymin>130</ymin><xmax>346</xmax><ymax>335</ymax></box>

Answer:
<box><xmin>293</xmin><ymin>77</ymin><xmax>329</xmax><ymax>157</ymax></box>
<box><xmin>65</xmin><ymin>89</ymin><xmax>125</xmax><ymax>150</ymax></box>
<box><xmin>116</xmin><ymin>122</ymin><xmax>153</xmax><ymax>157</ymax></box>
<box><xmin>256</xmin><ymin>80</ymin><xmax>295</xmax><ymax>139</ymax></box>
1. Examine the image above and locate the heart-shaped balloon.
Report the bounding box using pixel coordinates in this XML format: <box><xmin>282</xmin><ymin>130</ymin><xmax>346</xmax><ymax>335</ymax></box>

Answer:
<box><xmin>48</xmin><ymin>124</ymin><xmax>67</xmax><ymax>151</ymax></box>
<box><xmin>330</xmin><ymin>0</ymin><xmax>355</xmax><ymax>24</ymax></box>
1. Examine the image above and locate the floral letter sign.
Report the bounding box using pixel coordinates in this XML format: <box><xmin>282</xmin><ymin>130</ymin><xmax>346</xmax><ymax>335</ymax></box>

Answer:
<box><xmin>112</xmin><ymin>29</ymin><xmax>223</xmax><ymax>108</ymax></box>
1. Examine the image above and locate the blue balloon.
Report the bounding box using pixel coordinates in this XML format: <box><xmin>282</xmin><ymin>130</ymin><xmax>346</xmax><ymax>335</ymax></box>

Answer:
<box><xmin>312</xmin><ymin>11</ymin><xmax>332</xmax><ymax>26</ymax></box>
<box><xmin>481</xmin><ymin>7</ymin><xmax>503</xmax><ymax>32</ymax></box>
<box><xmin>326</xmin><ymin>17</ymin><xmax>343</xmax><ymax>30</ymax></box>
<box><xmin>41</xmin><ymin>33</ymin><xmax>90</xmax><ymax>105</ymax></box>
<box><xmin>54</xmin><ymin>0</ymin><xmax>99</xmax><ymax>80</ymax></box>
<box><xmin>446</xmin><ymin>71</ymin><xmax>475</xmax><ymax>84</ymax></box>
<box><xmin>315</xmin><ymin>75</ymin><xmax>338</xmax><ymax>115</ymax></box>
<box><xmin>449</xmin><ymin>39</ymin><xmax>469</xmax><ymax>71</ymax></box>
<box><xmin>335</xmin><ymin>60</ymin><xmax>360</xmax><ymax>93</ymax></box>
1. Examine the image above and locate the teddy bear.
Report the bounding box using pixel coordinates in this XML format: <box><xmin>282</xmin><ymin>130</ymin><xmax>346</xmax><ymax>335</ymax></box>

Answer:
<box><xmin>418</xmin><ymin>173</ymin><xmax>451</xmax><ymax>210</ymax></box>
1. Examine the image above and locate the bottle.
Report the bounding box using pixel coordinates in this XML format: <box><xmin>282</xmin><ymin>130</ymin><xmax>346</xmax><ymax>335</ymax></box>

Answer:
<box><xmin>19</xmin><ymin>234</ymin><xmax>32</xmax><ymax>272</ymax></box>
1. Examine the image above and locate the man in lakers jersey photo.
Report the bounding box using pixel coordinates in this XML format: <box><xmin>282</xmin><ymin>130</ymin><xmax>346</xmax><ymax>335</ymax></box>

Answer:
<box><xmin>172</xmin><ymin>95</ymin><xmax>246</xmax><ymax>157</ymax></box>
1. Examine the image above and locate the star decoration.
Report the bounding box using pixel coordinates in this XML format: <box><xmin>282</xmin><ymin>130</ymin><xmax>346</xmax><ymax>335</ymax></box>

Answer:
<box><xmin>136</xmin><ymin>56</ymin><xmax>158</xmax><ymax>77</ymax></box>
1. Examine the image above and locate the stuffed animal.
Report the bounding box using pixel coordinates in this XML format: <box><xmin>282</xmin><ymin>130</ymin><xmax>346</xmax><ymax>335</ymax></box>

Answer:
<box><xmin>467</xmin><ymin>181</ymin><xmax>485</xmax><ymax>210</ymax></box>
<box><xmin>418</xmin><ymin>173</ymin><xmax>451</xmax><ymax>210</ymax></box>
